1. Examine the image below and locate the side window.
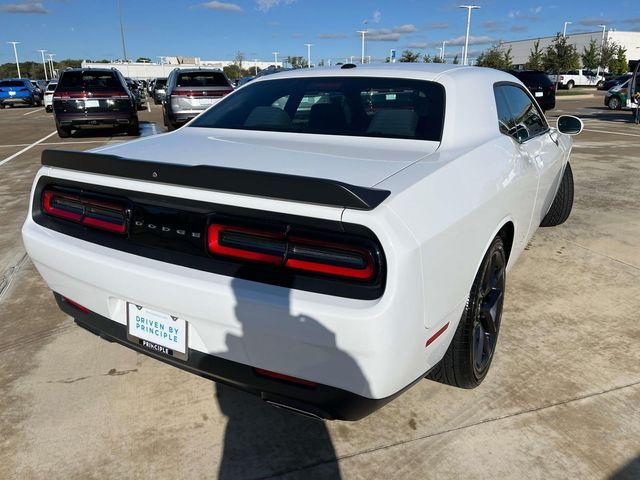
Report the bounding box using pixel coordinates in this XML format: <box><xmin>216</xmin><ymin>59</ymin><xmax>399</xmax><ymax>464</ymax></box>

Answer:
<box><xmin>494</xmin><ymin>85</ymin><xmax>547</xmax><ymax>142</ymax></box>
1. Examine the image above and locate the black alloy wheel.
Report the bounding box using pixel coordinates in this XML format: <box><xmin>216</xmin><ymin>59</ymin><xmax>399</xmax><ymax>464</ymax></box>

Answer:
<box><xmin>471</xmin><ymin>244</ymin><xmax>506</xmax><ymax>377</ymax></box>
<box><xmin>428</xmin><ymin>235</ymin><xmax>507</xmax><ymax>388</ymax></box>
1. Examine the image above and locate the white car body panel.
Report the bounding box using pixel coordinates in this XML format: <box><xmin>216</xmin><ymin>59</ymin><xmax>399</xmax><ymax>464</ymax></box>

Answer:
<box><xmin>22</xmin><ymin>64</ymin><xmax>574</xmax><ymax>412</ymax></box>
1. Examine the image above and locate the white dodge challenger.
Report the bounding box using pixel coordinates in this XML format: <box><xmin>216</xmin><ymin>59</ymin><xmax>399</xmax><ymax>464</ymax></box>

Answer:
<box><xmin>22</xmin><ymin>64</ymin><xmax>582</xmax><ymax>420</ymax></box>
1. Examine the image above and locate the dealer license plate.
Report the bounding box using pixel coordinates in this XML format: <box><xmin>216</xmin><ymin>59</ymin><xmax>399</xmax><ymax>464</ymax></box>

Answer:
<box><xmin>84</xmin><ymin>99</ymin><xmax>100</xmax><ymax>108</ymax></box>
<box><xmin>535</xmin><ymin>92</ymin><xmax>543</xmax><ymax>97</ymax></box>
<box><xmin>198</xmin><ymin>98</ymin><xmax>214</xmax><ymax>106</ymax></box>
<box><xmin>127</xmin><ymin>303</ymin><xmax>188</xmax><ymax>360</ymax></box>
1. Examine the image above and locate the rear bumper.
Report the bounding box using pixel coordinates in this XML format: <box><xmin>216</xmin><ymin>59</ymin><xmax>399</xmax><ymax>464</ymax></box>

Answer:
<box><xmin>1</xmin><ymin>96</ymin><xmax>33</xmax><ymax>105</ymax></box>
<box><xmin>55</xmin><ymin>112</ymin><xmax>135</xmax><ymax>128</ymax></box>
<box><xmin>55</xmin><ymin>291</ymin><xmax>407</xmax><ymax>421</ymax></box>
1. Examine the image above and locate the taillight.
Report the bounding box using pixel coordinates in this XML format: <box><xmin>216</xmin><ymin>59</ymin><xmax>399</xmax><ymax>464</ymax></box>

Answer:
<box><xmin>42</xmin><ymin>189</ymin><xmax>127</xmax><ymax>234</ymax></box>
<box><xmin>285</xmin><ymin>236</ymin><xmax>375</xmax><ymax>280</ymax></box>
<box><xmin>172</xmin><ymin>88</ymin><xmax>232</xmax><ymax>98</ymax></box>
<box><xmin>53</xmin><ymin>90</ymin><xmax>129</xmax><ymax>99</ymax></box>
<box><xmin>207</xmin><ymin>223</ymin><xmax>377</xmax><ymax>281</ymax></box>
<box><xmin>63</xmin><ymin>297</ymin><xmax>91</xmax><ymax>313</ymax></box>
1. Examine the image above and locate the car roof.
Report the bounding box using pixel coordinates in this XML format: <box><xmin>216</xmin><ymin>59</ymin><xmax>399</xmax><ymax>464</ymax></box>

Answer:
<box><xmin>251</xmin><ymin>63</ymin><xmax>517</xmax><ymax>86</ymax></box>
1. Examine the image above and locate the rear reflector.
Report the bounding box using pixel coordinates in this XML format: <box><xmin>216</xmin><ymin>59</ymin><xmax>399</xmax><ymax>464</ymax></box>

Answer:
<box><xmin>426</xmin><ymin>322</ymin><xmax>450</xmax><ymax>347</ymax></box>
<box><xmin>63</xmin><ymin>297</ymin><xmax>91</xmax><ymax>313</ymax></box>
<box><xmin>42</xmin><ymin>189</ymin><xmax>127</xmax><ymax>234</ymax></box>
<box><xmin>207</xmin><ymin>223</ymin><xmax>376</xmax><ymax>281</ymax></box>
<box><xmin>254</xmin><ymin>368</ymin><xmax>317</xmax><ymax>387</ymax></box>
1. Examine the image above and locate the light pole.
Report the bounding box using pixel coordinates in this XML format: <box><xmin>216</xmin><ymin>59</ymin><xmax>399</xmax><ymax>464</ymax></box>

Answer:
<box><xmin>367</xmin><ymin>55</ymin><xmax>372</xmax><ymax>64</ymax></box>
<box><xmin>254</xmin><ymin>59</ymin><xmax>258</xmax><ymax>75</ymax></box>
<box><xmin>563</xmin><ymin>21</ymin><xmax>572</xmax><ymax>37</ymax></box>
<box><xmin>47</xmin><ymin>53</ymin><xmax>56</xmax><ymax>79</ymax></box>
<box><xmin>37</xmin><ymin>49</ymin><xmax>48</xmax><ymax>81</ymax></box>
<box><xmin>272</xmin><ymin>51</ymin><xmax>279</xmax><ymax>66</ymax></box>
<box><xmin>597</xmin><ymin>24</ymin><xmax>606</xmax><ymax>76</ymax></box>
<box><xmin>357</xmin><ymin>30</ymin><xmax>367</xmax><ymax>64</ymax></box>
<box><xmin>304</xmin><ymin>43</ymin><xmax>313</xmax><ymax>68</ymax></box>
<box><xmin>459</xmin><ymin>5</ymin><xmax>480</xmax><ymax>66</ymax></box>
<box><xmin>441</xmin><ymin>40</ymin><xmax>447</xmax><ymax>61</ymax></box>
<box><xmin>117</xmin><ymin>0</ymin><xmax>128</xmax><ymax>62</ymax></box>
<box><xmin>7</xmin><ymin>42</ymin><xmax>21</xmax><ymax>78</ymax></box>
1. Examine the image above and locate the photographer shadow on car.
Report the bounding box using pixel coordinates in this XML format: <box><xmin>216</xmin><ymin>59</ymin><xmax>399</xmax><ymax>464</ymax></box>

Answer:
<box><xmin>214</xmin><ymin>271</ymin><xmax>372</xmax><ymax>479</ymax></box>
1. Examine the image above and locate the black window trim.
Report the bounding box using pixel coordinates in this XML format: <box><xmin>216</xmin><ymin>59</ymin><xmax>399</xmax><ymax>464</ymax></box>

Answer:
<box><xmin>493</xmin><ymin>81</ymin><xmax>550</xmax><ymax>144</ymax></box>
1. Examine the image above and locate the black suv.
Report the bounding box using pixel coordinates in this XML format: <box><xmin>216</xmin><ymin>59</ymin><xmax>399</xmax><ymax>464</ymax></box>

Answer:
<box><xmin>162</xmin><ymin>68</ymin><xmax>233</xmax><ymax>130</ymax></box>
<box><xmin>508</xmin><ymin>70</ymin><xmax>555</xmax><ymax>112</ymax></box>
<box><xmin>52</xmin><ymin>68</ymin><xmax>139</xmax><ymax>138</ymax></box>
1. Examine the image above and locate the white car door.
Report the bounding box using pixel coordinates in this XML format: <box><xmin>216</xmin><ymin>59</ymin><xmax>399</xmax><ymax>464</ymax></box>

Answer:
<box><xmin>496</xmin><ymin>84</ymin><xmax>564</xmax><ymax>234</ymax></box>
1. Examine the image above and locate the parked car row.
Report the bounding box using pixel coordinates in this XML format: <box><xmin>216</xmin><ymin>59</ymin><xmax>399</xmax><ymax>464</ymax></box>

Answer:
<box><xmin>0</xmin><ymin>78</ymin><xmax>44</xmax><ymax>108</ymax></box>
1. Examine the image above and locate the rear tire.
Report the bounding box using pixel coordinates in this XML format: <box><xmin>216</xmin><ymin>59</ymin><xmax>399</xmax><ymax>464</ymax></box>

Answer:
<box><xmin>56</xmin><ymin>124</ymin><xmax>72</xmax><ymax>138</ymax></box>
<box><xmin>541</xmin><ymin>162</ymin><xmax>574</xmax><ymax>227</ymax></box>
<box><xmin>566</xmin><ymin>80</ymin><xmax>574</xmax><ymax>90</ymax></box>
<box><xmin>428</xmin><ymin>235</ymin><xmax>506</xmax><ymax>389</ymax></box>
<box><xmin>127</xmin><ymin>116</ymin><xmax>140</xmax><ymax>136</ymax></box>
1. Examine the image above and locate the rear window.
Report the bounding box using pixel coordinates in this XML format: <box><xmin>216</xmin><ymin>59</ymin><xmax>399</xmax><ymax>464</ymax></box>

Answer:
<box><xmin>176</xmin><ymin>71</ymin><xmax>230</xmax><ymax>88</ymax></box>
<box><xmin>58</xmin><ymin>71</ymin><xmax>121</xmax><ymax>91</ymax></box>
<box><xmin>46</xmin><ymin>83</ymin><xmax>57</xmax><ymax>92</ymax></box>
<box><xmin>0</xmin><ymin>80</ymin><xmax>28</xmax><ymax>87</ymax></box>
<box><xmin>511</xmin><ymin>72</ymin><xmax>552</xmax><ymax>87</ymax></box>
<box><xmin>191</xmin><ymin>76</ymin><xmax>445</xmax><ymax>141</ymax></box>
<box><xmin>155</xmin><ymin>79</ymin><xmax>167</xmax><ymax>88</ymax></box>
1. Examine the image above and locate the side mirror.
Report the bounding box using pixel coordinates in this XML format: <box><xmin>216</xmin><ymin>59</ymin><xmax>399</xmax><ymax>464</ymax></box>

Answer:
<box><xmin>557</xmin><ymin>115</ymin><xmax>583</xmax><ymax>135</ymax></box>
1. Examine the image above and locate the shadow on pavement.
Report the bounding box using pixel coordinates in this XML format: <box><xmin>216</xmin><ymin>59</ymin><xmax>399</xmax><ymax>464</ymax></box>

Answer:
<box><xmin>213</xmin><ymin>271</ymin><xmax>372</xmax><ymax>479</ymax></box>
<box><xmin>611</xmin><ymin>455</ymin><xmax>640</xmax><ymax>480</ymax></box>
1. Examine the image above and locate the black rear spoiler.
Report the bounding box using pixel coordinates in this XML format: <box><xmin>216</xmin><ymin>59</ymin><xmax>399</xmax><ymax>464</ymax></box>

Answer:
<box><xmin>41</xmin><ymin>149</ymin><xmax>390</xmax><ymax>211</ymax></box>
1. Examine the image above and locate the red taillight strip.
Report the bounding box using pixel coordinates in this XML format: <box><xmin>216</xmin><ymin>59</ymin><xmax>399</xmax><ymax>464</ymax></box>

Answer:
<box><xmin>207</xmin><ymin>223</ymin><xmax>377</xmax><ymax>281</ymax></box>
<box><xmin>43</xmin><ymin>191</ymin><xmax>83</xmax><ymax>222</ymax></box>
<box><xmin>426</xmin><ymin>322</ymin><xmax>450</xmax><ymax>347</ymax></box>
<box><xmin>286</xmin><ymin>237</ymin><xmax>375</xmax><ymax>280</ymax></box>
<box><xmin>53</xmin><ymin>91</ymin><xmax>129</xmax><ymax>99</ymax></box>
<box><xmin>208</xmin><ymin>224</ymin><xmax>283</xmax><ymax>265</ymax></box>
<box><xmin>254</xmin><ymin>368</ymin><xmax>317</xmax><ymax>387</ymax></box>
<box><xmin>42</xmin><ymin>189</ymin><xmax>127</xmax><ymax>234</ymax></box>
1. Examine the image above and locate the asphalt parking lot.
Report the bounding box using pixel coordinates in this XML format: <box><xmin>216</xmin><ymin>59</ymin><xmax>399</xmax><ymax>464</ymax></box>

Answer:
<box><xmin>1</xmin><ymin>94</ymin><xmax>639</xmax><ymax>479</ymax></box>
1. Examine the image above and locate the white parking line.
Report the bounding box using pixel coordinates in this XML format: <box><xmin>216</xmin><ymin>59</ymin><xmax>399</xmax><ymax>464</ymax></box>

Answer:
<box><xmin>583</xmin><ymin>128</ymin><xmax>640</xmax><ymax>138</ymax></box>
<box><xmin>22</xmin><ymin>108</ymin><xmax>45</xmax><ymax>116</ymax></box>
<box><xmin>0</xmin><ymin>130</ymin><xmax>57</xmax><ymax>167</ymax></box>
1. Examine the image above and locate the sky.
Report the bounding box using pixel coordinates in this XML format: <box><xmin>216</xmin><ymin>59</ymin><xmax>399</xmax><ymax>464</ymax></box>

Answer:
<box><xmin>1</xmin><ymin>0</ymin><xmax>639</xmax><ymax>65</ymax></box>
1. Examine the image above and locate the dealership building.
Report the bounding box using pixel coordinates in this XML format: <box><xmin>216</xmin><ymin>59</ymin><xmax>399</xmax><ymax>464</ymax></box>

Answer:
<box><xmin>498</xmin><ymin>30</ymin><xmax>640</xmax><ymax>68</ymax></box>
<box><xmin>79</xmin><ymin>56</ymin><xmax>282</xmax><ymax>80</ymax></box>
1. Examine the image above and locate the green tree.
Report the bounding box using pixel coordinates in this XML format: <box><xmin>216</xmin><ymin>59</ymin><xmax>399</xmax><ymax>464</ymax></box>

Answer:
<box><xmin>452</xmin><ymin>54</ymin><xmax>459</xmax><ymax>65</ymax></box>
<box><xmin>423</xmin><ymin>54</ymin><xmax>432</xmax><ymax>63</ymax></box>
<box><xmin>613</xmin><ymin>45</ymin><xmax>628</xmax><ymax>74</ymax></box>
<box><xmin>525</xmin><ymin>39</ymin><xmax>544</xmax><ymax>70</ymax></box>
<box><xmin>475</xmin><ymin>45</ymin><xmax>513</xmax><ymax>70</ymax></box>
<box><xmin>599</xmin><ymin>39</ymin><xmax>617</xmax><ymax>71</ymax></box>
<box><xmin>288</xmin><ymin>56</ymin><xmax>308</xmax><ymax>68</ymax></box>
<box><xmin>543</xmin><ymin>34</ymin><xmax>580</xmax><ymax>89</ymax></box>
<box><xmin>234</xmin><ymin>51</ymin><xmax>245</xmax><ymax>70</ymax></box>
<box><xmin>399</xmin><ymin>50</ymin><xmax>421</xmax><ymax>62</ymax></box>
<box><xmin>432</xmin><ymin>55</ymin><xmax>444</xmax><ymax>63</ymax></box>
<box><xmin>581</xmin><ymin>39</ymin><xmax>598</xmax><ymax>69</ymax></box>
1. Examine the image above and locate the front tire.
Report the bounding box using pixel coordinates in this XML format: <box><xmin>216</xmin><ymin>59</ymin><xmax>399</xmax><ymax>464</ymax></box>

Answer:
<box><xmin>428</xmin><ymin>235</ymin><xmax>506</xmax><ymax>389</ymax></box>
<box><xmin>608</xmin><ymin>96</ymin><xmax>621</xmax><ymax>110</ymax></box>
<box><xmin>127</xmin><ymin>116</ymin><xmax>140</xmax><ymax>136</ymax></box>
<box><xmin>541</xmin><ymin>162</ymin><xmax>574</xmax><ymax>227</ymax></box>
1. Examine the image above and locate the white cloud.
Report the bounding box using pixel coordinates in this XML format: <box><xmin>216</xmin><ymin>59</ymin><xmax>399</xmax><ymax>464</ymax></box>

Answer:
<box><xmin>200</xmin><ymin>1</ymin><xmax>242</xmax><ymax>12</ymax></box>
<box><xmin>405</xmin><ymin>42</ymin><xmax>428</xmax><ymax>49</ymax></box>
<box><xmin>0</xmin><ymin>1</ymin><xmax>48</xmax><ymax>14</ymax></box>
<box><xmin>366</xmin><ymin>23</ymin><xmax>419</xmax><ymax>41</ymax></box>
<box><xmin>256</xmin><ymin>0</ymin><xmax>295</xmax><ymax>12</ymax></box>
<box><xmin>318</xmin><ymin>33</ymin><xmax>348</xmax><ymax>39</ymax></box>
<box><xmin>445</xmin><ymin>35</ymin><xmax>494</xmax><ymax>46</ymax></box>
<box><xmin>372</xmin><ymin>10</ymin><xmax>381</xmax><ymax>23</ymax></box>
